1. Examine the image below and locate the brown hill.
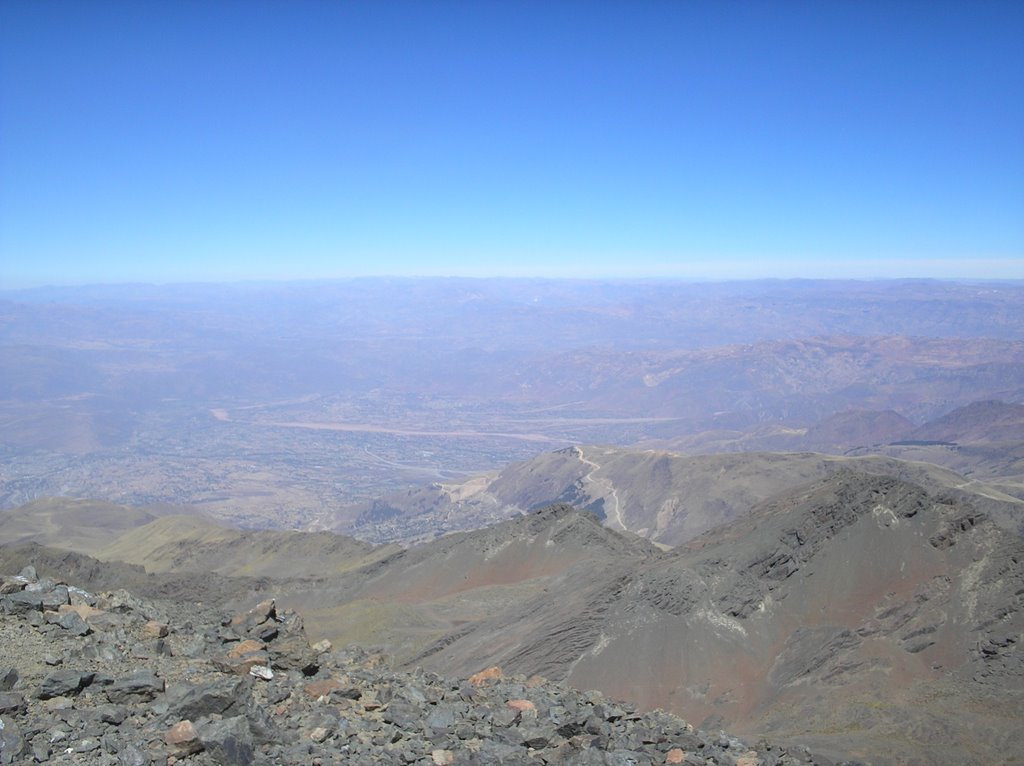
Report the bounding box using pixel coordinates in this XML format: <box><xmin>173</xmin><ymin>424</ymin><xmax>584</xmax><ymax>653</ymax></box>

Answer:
<box><xmin>96</xmin><ymin>514</ymin><xmax>396</xmax><ymax>579</ymax></box>
<box><xmin>0</xmin><ymin>497</ymin><xmax>163</xmax><ymax>555</ymax></box>
<box><xmin>907</xmin><ymin>399</ymin><xmax>1024</xmax><ymax>444</ymax></box>
<box><xmin>651</xmin><ymin>398</ymin><xmax>1024</xmax><ymax>455</ymax></box>
<box><xmin>800</xmin><ymin>408</ymin><xmax>915</xmax><ymax>450</ymax></box>
<box><xmin>838</xmin><ymin>401</ymin><xmax>1024</xmax><ymax>504</ymax></box>
<box><xmin>0</xmin><ymin>498</ymin><xmax>396</xmax><ymax>582</ymax></box>
<box><xmin>0</xmin><ymin>547</ymin><xmax>823</xmax><ymax>766</ymax></box>
<box><xmin>341</xmin><ymin>445</ymin><xmax>1024</xmax><ymax>545</ymax></box>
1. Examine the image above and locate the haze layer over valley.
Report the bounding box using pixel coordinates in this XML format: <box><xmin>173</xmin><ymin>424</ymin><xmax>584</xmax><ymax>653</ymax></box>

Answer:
<box><xmin>3</xmin><ymin>278</ymin><xmax>1023</xmax><ymax>529</ymax></box>
<box><xmin>3</xmin><ymin>277</ymin><xmax>1024</xmax><ymax>765</ymax></box>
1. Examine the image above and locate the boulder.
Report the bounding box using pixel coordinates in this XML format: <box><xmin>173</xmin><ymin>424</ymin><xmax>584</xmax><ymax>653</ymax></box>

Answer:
<box><xmin>165</xmin><ymin>719</ymin><xmax>203</xmax><ymax>757</ymax></box>
<box><xmin>468</xmin><ymin>666</ymin><xmax>503</xmax><ymax>685</ymax></box>
<box><xmin>106</xmin><ymin>670</ymin><xmax>164</xmax><ymax>703</ymax></box>
<box><xmin>54</xmin><ymin>610</ymin><xmax>91</xmax><ymax>636</ymax></box>
<box><xmin>0</xmin><ymin>715</ymin><xmax>25</xmax><ymax>764</ymax></box>
<box><xmin>37</xmin><ymin>670</ymin><xmax>94</xmax><ymax>699</ymax></box>
<box><xmin>0</xmin><ymin>694</ymin><xmax>25</xmax><ymax>716</ymax></box>
<box><xmin>231</xmin><ymin>599</ymin><xmax>276</xmax><ymax>632</ymax></box>
<box><xmin>1</xmin><ymin>592</ymin><xmax>42</xmax><ymax>615</ymax></box>
<box><xmin>198</xmin><ymin>715</ymin><xmax>255</xmax><ymax>766</ymax></box>
<box><xmin>167</xmin><ymin>677</ymin><xmax>245</xmax><ymax>720</ymax></box>
<box><xmin>142</xmin><ymin>620</ymin><xmax>169</xmax><ymax>638</ymax></box>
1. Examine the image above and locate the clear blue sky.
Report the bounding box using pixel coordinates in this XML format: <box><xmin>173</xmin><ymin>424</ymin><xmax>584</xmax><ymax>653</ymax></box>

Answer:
<box><xmin>1</xmin><ymin>1</ymin><xmax>1022</xmax><ymax>287</ymax></box>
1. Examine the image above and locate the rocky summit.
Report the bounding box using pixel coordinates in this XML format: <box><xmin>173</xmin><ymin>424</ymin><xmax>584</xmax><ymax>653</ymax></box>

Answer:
<box><xmin>0</xmin><ymin>566</ymin><xmax>826</xmax><ymax>766</ymax></box>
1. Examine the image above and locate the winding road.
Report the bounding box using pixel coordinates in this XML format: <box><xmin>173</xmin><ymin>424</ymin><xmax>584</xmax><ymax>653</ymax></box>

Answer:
<box><xmin>575</xmin><ymin>449</ymin><xmax>627</xmax><ymax>531</ymax></box>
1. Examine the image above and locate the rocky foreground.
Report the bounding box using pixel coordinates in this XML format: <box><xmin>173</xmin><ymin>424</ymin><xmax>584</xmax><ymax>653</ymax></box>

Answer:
<box><xmin>0</xmin><ymin>566</ymin><xmax>829</xmax><ymax>766</ymax></box>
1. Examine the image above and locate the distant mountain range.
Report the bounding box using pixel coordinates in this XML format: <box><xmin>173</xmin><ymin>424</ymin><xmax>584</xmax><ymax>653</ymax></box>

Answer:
<box><xmin>3</xmin><ymin>279</ymin><xmax>1024</xmax><ymax>527</ymax></box>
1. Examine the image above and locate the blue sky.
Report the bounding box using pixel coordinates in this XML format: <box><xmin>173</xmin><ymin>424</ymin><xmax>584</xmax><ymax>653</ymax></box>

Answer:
<box><xmin>1</xmin><ymin>1</ymin><xmax>1022</xmax><ymax>287</ymax></box>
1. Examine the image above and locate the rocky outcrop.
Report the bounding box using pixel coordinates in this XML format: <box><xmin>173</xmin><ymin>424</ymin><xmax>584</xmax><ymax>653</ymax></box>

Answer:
<box><xmin>0</xmin><ymin>565</ymin><xmax>818</xmax><ymax>766</ymax></box>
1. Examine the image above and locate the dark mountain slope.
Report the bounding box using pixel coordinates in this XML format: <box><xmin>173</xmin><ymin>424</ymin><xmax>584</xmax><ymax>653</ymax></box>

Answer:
<box><xmin>282</xmin><ymin>505</ymin><xmax>660</xmax><ymax>665</ymax></box>
<box><xmin>366</xmin><ymin>474</ymin><xmax>1023</xmax><ymax>766</ymax></box>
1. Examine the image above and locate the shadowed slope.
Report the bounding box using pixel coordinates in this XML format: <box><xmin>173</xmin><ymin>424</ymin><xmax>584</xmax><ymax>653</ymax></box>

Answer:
<box><xmin>285</xmin><ymin>504</ymin><xmax>659</xmax><ymax>664</ymax></box>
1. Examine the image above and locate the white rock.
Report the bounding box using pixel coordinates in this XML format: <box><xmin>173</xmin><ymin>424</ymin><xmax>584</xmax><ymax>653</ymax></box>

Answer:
<box><xmin>249</xmin><ymin>665</ymin><xmax>274</xmax><ymax>680</ymax></box>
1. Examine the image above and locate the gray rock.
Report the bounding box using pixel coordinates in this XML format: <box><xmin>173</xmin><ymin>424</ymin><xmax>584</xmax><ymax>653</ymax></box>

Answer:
<box><xmin>603</xmin><ymin>750</ymin><xmax>649</xmax><ymax>766</ymax></box>
<box><xmin>30</xmin><ymin>738</ymin><xmax>50</xmax><ymax>763</ymax></box>
<box><xmin>0</xmin><ymin>670</ymin><xmax>15</xmax><ymax>693</ymax></box>
<box><xmin>384</xmin><ymin>701</ymin><xmax>423</xmax><ymax>730</ymax></box>
<box><xmin>95</xmin><ymin>704</ymin><xmax>128</xmax><ymax>725</ymax></box>
<box><xmin>0</xmin><ymin>716</ymin><xmax>25</xmax><ymax>765</ymax></box>
<box><xmin>520</xmin><ymin>726</ymin><xmax>553</xmax><ymax>749</ymax></box>
<box><xmin>1</xmin><ymin>592</ymin><xmax>43</xmax><ymax>615</ymax></box>
<box><xmin>0</xmin><ymin>695</ymin><xmax>25</xmax><ymax>716</ymax></box>
<box><xmin>37</xmin><ymin>670</ymin><xmax>94</xmax><ymax>699</ymax></box>
<box><xmin>426</xmin><ymin>704</ymin><xmax>458</xmax><ymax>730</ymax></box>
<box><xmin>74</xmin><ymin>737</ymin><xmax>101</xmax><ymax>752</ymax></box>
<box><xmin>167</xmin><ymin>677</ymin><xmax>245</xmax><ymax>720</ymax></box>
<box><xmin>269</xmin><ymin>635</ymin><xmax>318</xmax><ymax>675</ymax></box>
<box><xmin>56</xmin><ymin>610</ymin><xmax>92</xmax><ymax>636</ymax></box>
<box><xmin>199</xmin><ymin>715</ymin><xmax>255</xmax><ymax>766</ymax></box>
<box><xmin>40</xmin><ymin>585</ymin><xmax>70</xmax><ymax>610</ymax></box>
<box><xmin>116</xmin><ymin>743</ymin><xmax>151</xmax><ymax>766</ymax></box>
<box><xmin>105</xmin><ymin>670</ymin><xmax>164</xmax><ymax>703</ymax></box>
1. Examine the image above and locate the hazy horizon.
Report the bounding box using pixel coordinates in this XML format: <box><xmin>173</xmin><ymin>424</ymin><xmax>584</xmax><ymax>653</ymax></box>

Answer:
<box><xmin>4</xmin><ymin>265</ymin><xmax>1024</xmax><ymax>293</ymax></box>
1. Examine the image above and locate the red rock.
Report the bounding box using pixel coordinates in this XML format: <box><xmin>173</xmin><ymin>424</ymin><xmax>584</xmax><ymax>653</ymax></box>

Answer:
<box><xmin>57</xmin><ymin>604</ymin><xmax>106</xmax><ymax>621</ymax></box>
<box><xmin>468</xmin><ymin>666</ymin><xmax>503</xmax><ymax>685</ymax></box>
<box><xmin>304</xmin><ymin>678</ymin><xmax>343</xmax><ymax>699</ymax></box>
<box><xmin>142</xmin><ymin>620</ymin><xmax>169</xmax><ymax>638</ymax></box>
<box><xmin>212</xmin><ymin>642</ymin><xmax>270</xmax><ymax>675</ymax></box>
<box><xmin>665</xmin><ymin>748</ymin><xmax>686</xmax><ymax>764</ymax></box>
<box><xmin>227</xmin><ymin>639</ymin><xmax>265</xmax><ymax>659</ymax></box>
<box><xmin>231</xmin><ymin>599</ymin><xmax>276</xmax><ymax>628</ymax></box>
<box><xmin>165</xmin><ymin>720</ymin><xmax>202</xmax><ymax>756</ymax></box>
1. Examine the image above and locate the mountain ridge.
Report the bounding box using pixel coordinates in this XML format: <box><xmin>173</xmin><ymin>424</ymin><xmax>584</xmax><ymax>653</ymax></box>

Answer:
<box><xmin>339</xmin><ymin>444</ymin><xmax>1024</xmax><ymax>545</ymax></box>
